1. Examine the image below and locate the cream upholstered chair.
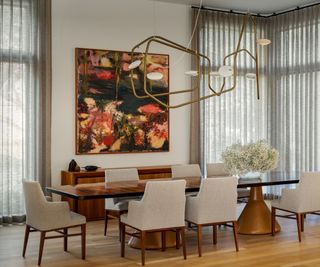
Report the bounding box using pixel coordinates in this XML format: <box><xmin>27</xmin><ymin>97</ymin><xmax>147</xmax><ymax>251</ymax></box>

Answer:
<box><xmin>104</xmin><ymin>168</ymin><xmax>139</xmax><ymax>237</ymax></box>
<box><xmin>171</xmin><ymin>164</ymin><xmax>202</xmax><ymax>178</ymax></box>
<box><xmin>120</xmin><ymin>180</ymin><xmax>187</xmax><ymax>266</ymax></box>
<box><xmin>22</xmin><ymin>180</ymin><xmax>86</xmax><ymax>266</ymax></box>
<box><xmin>206</xmin><ymin>162</ymin><xmax>250</xmax><ymax>199</ymax></box>
<box><xmin>271</xmin><ymin>172</ymin><xmax>320</xmax><ymax>242</ymax></box>
<box><xmin>185</xmin><ymin>177</ymin><xmax>239</xmax><ymax>256</ymax></box>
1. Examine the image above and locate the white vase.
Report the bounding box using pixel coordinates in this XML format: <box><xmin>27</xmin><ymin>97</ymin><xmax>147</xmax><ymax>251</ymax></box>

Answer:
<box><xmin>239</xmin><ymin>171</ymin><xmax>262</xmax><ymax>179</ymax></box>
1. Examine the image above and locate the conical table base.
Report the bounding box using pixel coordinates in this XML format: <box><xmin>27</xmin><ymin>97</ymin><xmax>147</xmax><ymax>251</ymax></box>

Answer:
<box><xmin>128</xmin><ymin>231</ymin><xmax>177</xmax><ymax>250</ymax></box>
<box><xmin>238</xmin><ymin>186</ymin><xmax>281</xmax><ymax>234</ymax></box>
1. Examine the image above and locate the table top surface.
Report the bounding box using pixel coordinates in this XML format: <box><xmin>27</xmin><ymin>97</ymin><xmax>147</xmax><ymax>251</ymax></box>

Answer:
<box><xmin>47</xmin><ymin>172</ymin><xmax>300</xmax><ymax>200</ymax></box>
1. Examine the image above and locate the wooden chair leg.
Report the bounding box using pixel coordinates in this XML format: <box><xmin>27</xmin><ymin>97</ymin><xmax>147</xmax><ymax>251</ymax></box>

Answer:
<box><xmin>271</xmin><ymin>207</ymin><xmax>276</xmax><ymax>236</ymax></box>
<box><xmin>38</xmin><ymin>231</ymin><xmax>46</xmax><ymax>266</ymax></box>
<box><xmin>141</xmin><ymin>231</ymin><xmax>146</xmax><ymax>266</ymax></box>
<box><xmin>212</xmin><ymin>224</ymin><xmax>217</xmax><ymax>245</ymax></box>
<box><xmin>181</xmin><ymin>227</ymin><xmax>187</xmax><ymax>260</ymax></box>
<box><xmin>300</xmin><ymin>213</ymin><xmax>305</xmax><ymax>232</ymax></box>
<box><xmin>161</xmin><ymin>231</ymin><xmax>166</xmax><ymax>251</ymax></box>
<box><xmin>232</xmin><ymin>221</ymin><xmax>239</xmax><ymax>252</ymax></box>
<box><xmin>120</xmin><ymin>223</ymin><xmax>125</xmax><ymax>257</ymax></box>
<box><xmin>296</xmin><ymin>213</ymin><xmax>302</xmax><ymax>242</ymax></box>
<box><xmin>104</xmin><ymin>210</ymin><xmax>109</xmax><ymax>236</ymax></box>
<box><xmin>197</xmin><ymin>225</ymin><xmax>202</xmax><ymax>257</ymax></box>
<box><xmin>64</xmin><ymin>228</ymin><xmax>68</xmax><ymax>252</ymax></box>
<box><xmin>22</xmin><ymin>225</ymin><xmax>30</xmax><ymax>257</ymax></box>
<box><xmin>176</xmin><ymin>229</ymin><xmax>180</xmax><ymax>249</ymax></box>
<box><xmin>81</xmin><ymin>224</ymin><xmax>86</xmax><ymax>260</ymax></box>
<box><xmin>118</xmin><ymin>217</ymin><xmax>121</xmax><ymax>242</ymax></box>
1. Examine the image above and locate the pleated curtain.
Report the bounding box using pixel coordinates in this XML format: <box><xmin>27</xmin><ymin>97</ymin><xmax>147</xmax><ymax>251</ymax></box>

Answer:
<box><xmin>191</xmin><ymin>5</ymin><xmax>320</xmax><ymax>190</ymax></box>
<box><xmin>0</xmin><ymin>0</ymin><xmax>51</xmax><ymax>225</ymax></box>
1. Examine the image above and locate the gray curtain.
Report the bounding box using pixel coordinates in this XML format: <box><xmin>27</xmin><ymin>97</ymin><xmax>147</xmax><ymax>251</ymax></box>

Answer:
<box><xmin>191</xmin><ymin>9</ymin><xmax>269</xmax><ymax>166</ymax></box>
<box><xmin>191</xmin><ymin>6</ymin><xmax>320</xmax><ymax>194</ymax></box>
<box><xmin>0</xmin><ymin>0</ymin><xmax>51</xmax><ymax>225</ymax></box>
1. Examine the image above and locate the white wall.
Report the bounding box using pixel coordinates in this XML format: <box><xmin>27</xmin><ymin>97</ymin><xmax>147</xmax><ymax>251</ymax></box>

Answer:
<box><xmin>51</xmin><ymin>0</ymin><xmax>191</xmax><ymax>186</ymax></box>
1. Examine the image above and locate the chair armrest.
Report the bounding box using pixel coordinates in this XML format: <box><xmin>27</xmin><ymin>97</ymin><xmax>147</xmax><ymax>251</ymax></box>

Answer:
<box><xmin>185</xmin><ymin>196</ymin><xmax>199</xmax><ymax>221</ymax></box>
<box><xmin>279</xmin><ymin>188</ymin><xmax>300</xmax><ymax>211</ymax></box>
<box><xmin>44</xmin><ymin>201</ymin><xmax>70</xmax><ymax>218</ymax></box>
<box><xmin>125</xmin><ymin>200</ymin><xmax>145</xmax><ymax>227</ymax></box>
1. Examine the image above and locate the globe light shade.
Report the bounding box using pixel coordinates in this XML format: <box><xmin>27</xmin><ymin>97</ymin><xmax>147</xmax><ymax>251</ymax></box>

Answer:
<box><xmin>128</xmin><ymin>60</ymin><xmax>142</xmax><ymax>70</ymax></box>
<box><xmin>257</xmin><ymin>38</ymin><xmax>271</xmax><ymax>46</ymax></box>
<box><xmin>246</xmin><ymin>73</ymin><xmax>256</xmax><ymax>80</ymax></box>
<box><xmin>147</xmin><ymin>72</ymin><xmax>163</xmax><ymax>81</ymax></box>
<box><xmin>218</xmin><ymin>65</ymin><xmax>233</xmax><ymax>77</ymax></box>
<box><xmin>185</xmin><ymin>70</ymin><xmax>199</xmax><ymax>77</ymax></box>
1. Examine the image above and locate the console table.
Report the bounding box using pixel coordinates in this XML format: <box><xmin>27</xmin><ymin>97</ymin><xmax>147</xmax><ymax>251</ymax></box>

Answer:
<box><xmin>61</xmin><ymin>166</ymin><xmax>171</xmax><ymax>220</ymax></box>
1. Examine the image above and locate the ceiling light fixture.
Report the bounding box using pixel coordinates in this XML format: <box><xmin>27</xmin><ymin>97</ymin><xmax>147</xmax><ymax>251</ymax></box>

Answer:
<box><xmin>129</xmin><ymin>13</ymin><xmax>270</xmax><ymax>109</ymax></box>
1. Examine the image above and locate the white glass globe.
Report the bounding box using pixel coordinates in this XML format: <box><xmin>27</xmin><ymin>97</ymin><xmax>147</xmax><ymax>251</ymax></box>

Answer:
<box><xmin>218</xmin><ymin>65</ymin><xmax>233</xmax><ymax>77</ymax></box>
<box><xmin>128</xmin><ymin>60</ymin><xmax>142</xmax><ymax>70</ymax></box>
<box><xmin>147</xmin><ymin>72</ymin><xmax>163</xmax><ymax>81</ymax></box>
<box><xmin>257</xmin><ymin>39</ymin><xmax>271</xmax><ymax>46</ymax></box>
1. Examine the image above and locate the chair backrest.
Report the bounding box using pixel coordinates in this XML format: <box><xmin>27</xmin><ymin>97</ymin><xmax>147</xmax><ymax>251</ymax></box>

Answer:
<box><xmin>140</xmin><ymin>180</ymin><xmax>186</xmax><ymax>229</ymax></box>
<box><xmin>206</xmin><ymin>162</ymin><xmax>230</xmax><ymax>177</ymax></box>
<box><xmin>299</xmin><ymin>172</ymin><xmax>320</xmax><ymax>211</ymax></box>
<box><xmin>105</xmin><ymin>168</ymin><xmax>139</xmax><ymax>183</ymax></box>
<box><xmin>23</xmin><ymin>180</ymin><xmax>47</xmax><ymax>226</ymax></box>
<box><xmin>196</xmin><ymin>177</ymin><xmax>238</xmax><ymax>223</ymax></box>
<box><xmin>171</xmin><ymin>164</ymin><xmax>201</xmax><ymax>178</ymax></box>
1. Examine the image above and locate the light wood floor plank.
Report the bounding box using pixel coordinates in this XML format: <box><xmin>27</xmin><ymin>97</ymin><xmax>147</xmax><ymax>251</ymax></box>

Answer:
<box><xmin>2</xmin><ymin>205</ymin><xmax>320</xmax><ymax>266</ymax></box>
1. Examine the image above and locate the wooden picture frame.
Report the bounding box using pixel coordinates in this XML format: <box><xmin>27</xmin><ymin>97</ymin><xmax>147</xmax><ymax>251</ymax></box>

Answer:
<box><xmin>75</xmin><ymin>48</ymin><xmax>169</xmax><ymax>154</ymax></box>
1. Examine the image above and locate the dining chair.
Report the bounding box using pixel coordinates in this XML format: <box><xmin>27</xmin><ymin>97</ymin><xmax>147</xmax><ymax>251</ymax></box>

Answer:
<box><xmin>271</xmin><ymin>172</ymin><xmax>320</xmax><ymax>242</ymax></box>
<box><xmin>22</xmin><ymin>180</ymin><xmax>86</xmax><ymax>266</ymax></box>
<box><xmin>120</xmin><ymin>180</ymin><xmax>187</xmax><ymax>266</ymax></box>
<box><xmin>104</xmin><ymin>168</ymin><xmax>140</xmax><ymax>237</ymax></box>
<box><xmin>185</xmin><ymin>177</ymin><xmax>239</xmax><ymax>256</ymax></box>
<box><xmin>206</xmin><ymin>162</ymin><xmax>250</xmax><ymax>199</ymax></box>
<box><xmin>171</xmin><ymin>164</ymin><xmax>202</xmax><ymax>178</ymax></box>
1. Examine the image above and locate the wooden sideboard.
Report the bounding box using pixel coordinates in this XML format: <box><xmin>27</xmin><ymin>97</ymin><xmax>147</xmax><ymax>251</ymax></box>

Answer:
<box><xmin>61</xmin><ymin>166</ymin><xmax>172</xmax><ymax>220</ymax></box>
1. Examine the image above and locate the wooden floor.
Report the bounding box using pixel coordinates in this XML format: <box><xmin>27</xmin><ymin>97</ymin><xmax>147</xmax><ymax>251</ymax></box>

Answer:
<box><xmin>2</xmin><ymin>204</ymin><xmax>320</xmax><ymax>267</ymax></box>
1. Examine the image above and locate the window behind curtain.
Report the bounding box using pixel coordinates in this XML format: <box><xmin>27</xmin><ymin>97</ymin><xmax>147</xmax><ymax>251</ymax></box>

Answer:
<box><xmin>197</xmin><ymin>11</ymin><xmax>268</xmax><ymax>167</ymax></box>
<box><xmin>0</xmin><ymin>0</ymin><xmax>40</xmax><ymax>224</ymax></box>
<box><xmin>195</xmin><ymin>7</ymin><xmax>320</xmax><ymax>191</ymax></box>
<box><xmin>268</xmin><ymin>7</ymin><xmax>320</xmax><ymax>174</ymax></box>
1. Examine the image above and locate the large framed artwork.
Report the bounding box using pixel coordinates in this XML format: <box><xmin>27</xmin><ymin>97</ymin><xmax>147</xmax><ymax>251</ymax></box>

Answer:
<box><xmin>75</xmin><ymin>48</ymin><xmax>169</xmax><ymax>154</ymax></box>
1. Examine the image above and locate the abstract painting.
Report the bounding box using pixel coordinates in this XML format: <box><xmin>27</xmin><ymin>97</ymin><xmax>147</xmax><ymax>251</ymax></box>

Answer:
<box><xmin>75</xmin><ymin>48</ymin><xmax>169</xmax><ymax>154</ymax></box>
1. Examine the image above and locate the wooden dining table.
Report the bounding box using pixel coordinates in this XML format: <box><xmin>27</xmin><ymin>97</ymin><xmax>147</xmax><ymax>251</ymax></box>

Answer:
<box><xmin>47</xmin><ymin>173</ymin><xmax>299</xmax><ymax>242</ymax></box>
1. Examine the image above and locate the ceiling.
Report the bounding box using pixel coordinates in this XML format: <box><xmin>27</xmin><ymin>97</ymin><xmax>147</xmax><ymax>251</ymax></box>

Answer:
<box><xmin>153</xmin><ymin>0</ymin><xmax>318</xmax><ymax>14</ymax></box>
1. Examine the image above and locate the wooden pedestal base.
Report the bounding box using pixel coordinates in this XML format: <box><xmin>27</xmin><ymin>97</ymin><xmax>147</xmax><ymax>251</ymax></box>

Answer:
<box><xmin>128</xmin><ymin>231</ymin><xmax>177</xmax><ymax>250</ymax></box>
<box><xmin>237</xmin><ymin>186</ymin><xmax>281</xmax><ymax>234</ymax></box>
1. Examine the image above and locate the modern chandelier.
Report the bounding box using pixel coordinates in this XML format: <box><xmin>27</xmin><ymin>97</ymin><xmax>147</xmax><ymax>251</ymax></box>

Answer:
<box><xmin>128</xmin><ymin>12</ymin><xmax>271</xmax><ymax>109</ymax></box>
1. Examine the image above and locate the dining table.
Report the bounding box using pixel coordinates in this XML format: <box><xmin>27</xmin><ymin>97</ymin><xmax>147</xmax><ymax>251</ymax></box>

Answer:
<box><xmin>46</xmin><ymin>173</ymin><xmax>299</xmax><ymax>248</ymax></box>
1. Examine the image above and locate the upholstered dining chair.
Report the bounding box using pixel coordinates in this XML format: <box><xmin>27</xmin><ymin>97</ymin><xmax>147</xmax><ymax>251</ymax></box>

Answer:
<box><xmin>171</xmin><ymin>164</ymin><xmax>202</xmax><ymax>178</ymax></box>
<box><xmin>185</xmin><ymin>177</ymin><xmax>239</xmax><ymax>257</ymax></box>
<box><xmin>120</xmin><ymin>180</ymin><xmax>187</xmax><ymax>266</ymax></box>
<box><xmin>22</xmin><ymin>180</ymin><xmax>86</xmax><ymax>266</ymax></box>
<box><xmin>271</xmin><ymin>172</ymin><xmax>320</xmax><ymax>242</ymax></box>
<box><xmin>104</xmin><ymin>168</ymin><xmax>140</xmax><ymax>237</ymax></box>
<box><xmin>206</xmin><ymin>162</ymin><xmax>250</xmax><ymax>199</ymax></box>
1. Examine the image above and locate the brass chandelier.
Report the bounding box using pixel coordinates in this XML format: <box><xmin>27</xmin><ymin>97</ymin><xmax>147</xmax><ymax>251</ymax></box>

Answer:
<box><xmin>128</xmin><ymin>13</ymin><xmax>271</xmax><ymax>109</ymax></box>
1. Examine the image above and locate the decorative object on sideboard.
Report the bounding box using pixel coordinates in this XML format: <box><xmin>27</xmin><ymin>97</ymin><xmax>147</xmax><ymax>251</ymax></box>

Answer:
<box><xmin>68</xmin><ymin>159</ymin><xmax>81</xmax><ymax>172</ymax></box>
<box><xmin>84</xmin><ymin>165</ymin><xmax>99</xmax><ymax>172</ymax></box>
<box><xmin>129</xmin><ymin>12</ymin><xmax>271</xmax><ymax>109</ymax></box>
<box><xmin>221</xmin><ymin>140</ymin><xmax>279</xmax><ymax>178</ymax></box>
<box><xmin>75</xmin><ymin>48</ymin><xmax>169</xmax><ymax>155</ymax></box>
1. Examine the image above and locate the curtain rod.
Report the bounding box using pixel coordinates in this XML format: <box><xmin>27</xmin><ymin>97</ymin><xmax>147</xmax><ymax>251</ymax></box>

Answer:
<box><xmin>191</xmin><ymin>1</ymin><xmax>320</xmax><ymax>18</ymax></box>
